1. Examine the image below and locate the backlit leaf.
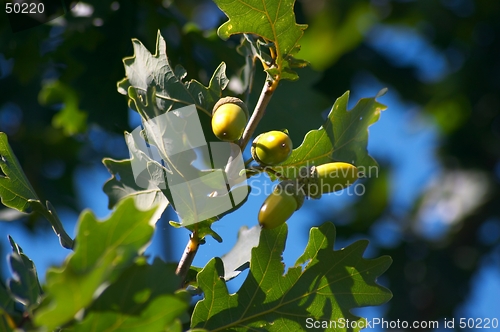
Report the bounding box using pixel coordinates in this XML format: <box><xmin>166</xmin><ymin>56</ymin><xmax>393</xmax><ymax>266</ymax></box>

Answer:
<box><xmin>214</xmin><ymin>0</ymin><xmax>307</xmax><ymax>80</ymax></box>
<box><xmin>34</xmin><ymin>197</ymin><xmax>158</xmax><ymax>330</ymax></box>
<box><xmin>278</xmin><ymin>89</ymin><xmax>387</xmax><ymax>178</ymax></box>
<box><xmin>0</xmin><ymin>132</ymin><xmax>39</xmax><ymax>212</ymax></box>
<box><xmin>191</xmin><ymin>222</ymin><xmax>392</xmax><ymax>331</ymax></box>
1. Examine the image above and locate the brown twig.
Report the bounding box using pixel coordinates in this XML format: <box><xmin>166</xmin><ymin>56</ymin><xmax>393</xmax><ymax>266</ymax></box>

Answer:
<box><xmin>175</xmin><ymin>231</ymin><xmax>200</xmax><ymax>287</ymax></box>
<box><xmin>239</xmin><ymin>78</ymin><xmax>279</xmax><ymax>150</ymax></box>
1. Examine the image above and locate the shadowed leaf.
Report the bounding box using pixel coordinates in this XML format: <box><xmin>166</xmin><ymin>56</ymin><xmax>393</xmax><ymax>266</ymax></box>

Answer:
<box><xmin>118</xmin><ymin>31</ymin><xmax>228</xmax><ymax>118</ymax></box>
<box><xmin>6</xmin><ymin>236</ymin><xmax>42</xmax><ymax>309</ymax></box>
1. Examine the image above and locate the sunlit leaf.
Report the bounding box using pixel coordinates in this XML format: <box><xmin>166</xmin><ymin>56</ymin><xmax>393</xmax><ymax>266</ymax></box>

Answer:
<box><xmin>34</xmin><ymin>197</ymin><xmax>158</xmax><ymax>330</ymax></box>
<box><xmin>214</xmin><ymin>0</ymin><xmax>307</xmax><ymax>80</ymax></box>
<box><xmin>278</xmin><ymin>89</ymin><xmax>387</xmax><ymax>178</ymax></box>
<box><xmin>191</xmin><ymin>222</ymin><xmax>392</xmax><ymax>331</ymax></box>
<box><xmin>0</xmin><ymin>132</ymin><xmax>39</xmax><ymax>212</ymax></box>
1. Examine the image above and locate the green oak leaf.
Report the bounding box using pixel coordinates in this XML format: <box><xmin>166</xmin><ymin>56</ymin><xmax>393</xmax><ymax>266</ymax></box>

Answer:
<box><xmin>117</xmin><ymin>30</ymin><xmax>229</xmax><ymax>118</ymax></box>
<box><xmin>88</xmin><ymin>257</ymin><xmax>181</xmax><ymax>314</ymax></box>
<box><xmin>64</xmin><ymin>258</ymin><xmax>189</xmax><ymax>332</ymax></box>
<box><xmin>28</xmin><ymin>200</ymin><xmax>74</xmax><ymax>249</ymax></box>
<box><xmin>0</xmin><ymin>132</ymin><xmax>39</xmax><ymax>212</ymax></box>
<box><xmin>214</xmin><ymin>0</ymin><xmax>307</xmax><ymax>80</ymax></box>
<box><xmin>102</xmin><ymin>158</ymin><xmax>168</xmax><ymax>215</ymax></box>
<box><xmin>0</xmin><ymin>133</ymin><xmax>73</xmax><ymax>248</ymax></box>
<box><xmin>236</xmin><ymin>34</ymin><xmax>273</xmax><ymax>89</ymax></box>
<box><xmin>6</xmin><ymin>236</ymin><xmax>42</xmax><ymax>310</ymax></box>
<box><xmin>220</xmin><ymin>225</ymin><xmax>261</xmax><ymax>281</ymax></box>
<box><xmin>191</xmin><ymin>222</ymin><xmax>392</xmax><ymax>331</ymax></box>
<box><xmin>111</xmin><ymin>87</ymin><xmax>251</xmax><ymax>242</ymax></box>
<box><xmin>103</xmin><ymin>131</ymin><xmax>169</xmax><ymax>223</ymax></box>
<box><xmin>65</xmin><ymin>294</ymin><xmax>189</xmax><ymax>332</ymax></box>
<box><xmin>34</xmin><ymin>197</ymin><xmax>158</xmax><ymax>330</ymax></box>
<box><xmin>278</xmin><ymin>89</ymin><xmax>387</xmax><ymax>178</ymax></box>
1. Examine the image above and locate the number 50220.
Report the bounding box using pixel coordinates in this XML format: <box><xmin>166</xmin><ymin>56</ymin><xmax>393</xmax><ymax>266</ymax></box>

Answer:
<box><xmin>6</xmin><ymin>2</ymin><xmax>45</xmax><ymax>14</ymax></box>
<box><xmin>459</xmin><ymin>318</ymin><xmax>499</xmax><ymax>329</ymax></box>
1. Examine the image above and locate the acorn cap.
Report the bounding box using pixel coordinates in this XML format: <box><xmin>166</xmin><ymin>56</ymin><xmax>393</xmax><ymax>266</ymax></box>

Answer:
<box><xmin>212</xmin><ymin>96</ymin><xmax>249</xmax><ymax>121</ymax></box>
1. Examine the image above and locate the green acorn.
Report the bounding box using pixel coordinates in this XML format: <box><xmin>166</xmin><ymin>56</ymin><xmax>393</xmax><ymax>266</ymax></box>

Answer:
<box><xmin>307</xmin><ymin>162</ymin><xmax>359</xmax><ymax>199</ymax></box>
<box><xmin>251</xmin><ymin>131</ymin><xmax>292</xmax><ymax>166</ymax></box>
<box><xmin>258</xmin><ymin>180</ymin><xmax>304</xmax><ymax>229</ymax></box>
<box><xmin>211</xmin><ymin>97</ymin><xmax>248</xmax><ymax>142</ymax></box>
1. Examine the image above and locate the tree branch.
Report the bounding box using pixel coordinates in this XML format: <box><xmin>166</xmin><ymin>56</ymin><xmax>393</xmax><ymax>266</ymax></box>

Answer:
<box><xmin>176</xmin><ymin>231</ymin><xmax>200</xmax><ymax>287</ymax></box>
<box><xmin>239</xmin><ymin>78</ymin><xmax>279</xmax><ymax>150</ymax></box>
<box><xmin>175</xmin><ymin>77</ymin><xmax>279</xmax><ymax>287</ymax></box>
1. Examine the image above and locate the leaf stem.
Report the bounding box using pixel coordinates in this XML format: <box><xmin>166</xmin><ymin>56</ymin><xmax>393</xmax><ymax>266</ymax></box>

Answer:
<box><xmin>239</xmin><ymin>78</ymin><xmax>279</xmax><ymax>150</ymax></box>
<box><xmin>176</xmin><ymin>230</ymin><xmax>200</xmax><ymax>287</ymax></box>
<box><xmin>244</xmin><ymin>158</ymin><xmax>253</xmax><ymax>167</ymax></box>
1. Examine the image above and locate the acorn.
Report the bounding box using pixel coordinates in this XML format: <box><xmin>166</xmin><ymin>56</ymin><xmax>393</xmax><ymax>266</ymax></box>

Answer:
<box><xmin>258</xmin><ymin>180</ymin><xmax>304</xmax><ymax>229</ymax></box>
<box><xmin>307</xmin><ymin>162</ymin><xmax>359</xmax><ymax>199</ymax></box>
<box><xmin>211</xmin><ymin>97</ymin><xmax>248</xmax><ymax>142</ymax></box>
<box><xmin>251</xmin><ymin>131</ymin><xmax>293</xmax><ymax>166</ymax></box>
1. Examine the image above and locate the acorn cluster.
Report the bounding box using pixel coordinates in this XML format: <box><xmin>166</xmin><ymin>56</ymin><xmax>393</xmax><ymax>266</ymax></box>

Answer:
<box><xmin>257</xmin><ymin>162</ymin><xmax>360</xmax><ymax>229</ymax></box>
<box><xmin>210</xmin><ymin>97</ymin><xmax>361</xmax><ymax>230</ymax></box>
